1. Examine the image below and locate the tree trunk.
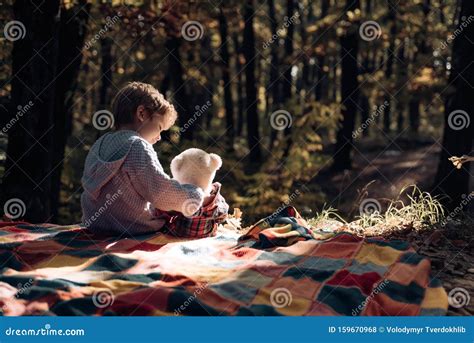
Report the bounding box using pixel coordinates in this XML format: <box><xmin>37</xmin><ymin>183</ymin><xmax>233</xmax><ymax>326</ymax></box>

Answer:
<box><xmin>332</xmin><ymin>0</ymin><xmax>360</xmax><ymax>171</ymax></box>
<box><xmin>359</xmin><ymin>20</ymin><xmax>372</xmax><ymax>137</ymax></box>
<box><xmin>314</xmin><ymin>0</ymin><xmax>330</xmax><ymax>101</ymax></box>
<box><xmin>233</xmin><ymin>34</ymin><xmax>245</xmax><ymax>137</ymax></box>
<box><xmin>268</xmin><ymin>0</ymin><xmax>280</xmax><ymax>150</ymax></box>
<box><xmin>50</xmin><ymin>1</ymin><xmax>91</xmax><ymax>220</ymax></box>
<box><xmin>396</xmin><ymin>41</ymin><xmax>406</xmax><ymax>133</ymax></box>
<box><xmin>243</xmin><ymin>0</ymin><xmax>262</xmax><ymax>164</ymax></box>
<box><xmin>409</xmin><ymin>98</ymin><xmax>420</xmax><ymax>133</ymax></box>
<box><xmin>330</xmin><ymin>55</ymin><xmax>338</xmax><ymax>101</ymax></box>
<box><xmin>408</xmin><ymin>0</ymin><xmax>431</xmax><ymax>134</ymax></box>
<box><xmin>321</xmin><ymin>0</ymin><xmax>329</xmax><ymax>17</ymax></box>
<box><xmin>365</xmin><ymin>0</ymin><xmax>372</xmax><ymax>13</ymax></box>
<box><xmin>218</xmin><ymin>7</ymin><xmax>235</xmax><ymax>151</ymax></box>
<box><xmin>2</xmin><ymin>0</ymin><xmax>61</xmax><ymax>222</ymax></box>
<box><xmin>99</xmin><ymin>37</ymin><xmax>113</xmax><ymax>107</ymax></box>
<box><xmin>159</xmin><ymin>74</ymin><xmax>171</xmax><ymax>143</ymax></box>
<box><xmin>420</xmin><ymin>0</ymin><xmax>431</xmax><ymax>54</ymax></box>
<box><xmin>281</xmin><ymin>0</ymin><xmax>295</xmax><ymax>158</ymax></box>
<box><xmin>439</xmin><ymin>0</ymin><xmax>445</xmax><ymax>24</ymax></box>
<box><xmin>198</xmin><ymin>35</ymin><xmax>214</xmax><ymax>136</ymax></box>
<box><xmin>434</xmin><ymin>0</ymin><xmax>474</xmax><ymax>208</ymax></box>
<box><xmin>383</xmin><ymin>0</ymin><xmax>397</xmax><ymax>133</ymax></box>
<box><xmin>359</xmin><ymin>95</ymin><xmax>370</xmax><ymax>137</ymax></box>
<box><xmin>166</xmin><ymin>37</ymin><xmax>192</xmax><ymax>140</ymax></box>
<box><xmin>160</xmin><ymin>74</ymin><xmax>170</xmax><ymax>94</ymax></box>
<box><xmin>282</xmin><ymin>0</ymin><xmax>295</xmax><ymax>103</ymax></box>
<box><xmin>298</xmin><ymin>2</ymin><xmax>309</xmax><ymax>93</ymax></box>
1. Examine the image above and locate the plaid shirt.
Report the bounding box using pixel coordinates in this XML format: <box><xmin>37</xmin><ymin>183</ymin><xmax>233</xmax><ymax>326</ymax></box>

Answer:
<box><xmin>155</xmin><ymin>182</ymin><xmax>229</xmax><ymax>238</ymax></box>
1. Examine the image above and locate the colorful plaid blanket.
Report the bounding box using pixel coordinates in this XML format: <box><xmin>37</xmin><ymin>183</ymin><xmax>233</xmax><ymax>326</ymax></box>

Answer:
<box><xmin>0</xmin><ymin>207</ymin><xmax>447</xmax><ymax>316</ymax></box>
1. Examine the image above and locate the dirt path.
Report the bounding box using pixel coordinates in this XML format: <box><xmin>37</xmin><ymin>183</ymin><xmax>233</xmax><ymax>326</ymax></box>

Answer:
<box><xmin>317</xmin><ymin>141</ymin><xmax>443</xmax><ymax>217</ymax></box>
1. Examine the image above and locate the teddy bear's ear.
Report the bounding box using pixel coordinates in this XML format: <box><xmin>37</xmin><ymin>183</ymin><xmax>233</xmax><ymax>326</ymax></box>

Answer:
<box><xmin>171</xmin><ymin>155</ymin><xmax>184</xmax><ymax>173</ymax></box>
<box><xmin>209</xmin><ymin>153</ymin><xmax>222</xmax><ymax>170</ymax></box>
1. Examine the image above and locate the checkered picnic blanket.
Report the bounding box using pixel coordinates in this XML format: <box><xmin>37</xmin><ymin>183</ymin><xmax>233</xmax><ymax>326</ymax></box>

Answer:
<box><xmin>0</xmin><ymin>207</ymin><xmax>447</xmax><ymax>316</ymax></box>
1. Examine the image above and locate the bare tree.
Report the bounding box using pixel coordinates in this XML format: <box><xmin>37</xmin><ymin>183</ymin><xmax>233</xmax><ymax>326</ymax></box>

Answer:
<box><xmin>218</xmin><ymin>6</ymin><xmax>235</xmax><ymax>151</ymax></box>
<box><xmin>3</xmin><ymin>1</ymin><xmax>60</xmax><ymax>221</ymax></box>
<box><xmin>332</xmin><ymin>0</ymin><xmax>360</xmax><ymax>171</ymax></box>
<box><xmin>50</xmin><ymin>1</ymin><xmax>91</xmax><ymax>220</ymax></box>
<box><xmin>243</xmin><ymin>0</ymin><xmax>262</xmax><ymax>163</ymax></box>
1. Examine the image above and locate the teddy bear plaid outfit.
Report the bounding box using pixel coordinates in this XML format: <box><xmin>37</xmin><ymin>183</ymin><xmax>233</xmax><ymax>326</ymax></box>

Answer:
<box><xmin>154</xmin><ymin>182</ymin><xmax>229</xmax><ymax>238</ymax></box>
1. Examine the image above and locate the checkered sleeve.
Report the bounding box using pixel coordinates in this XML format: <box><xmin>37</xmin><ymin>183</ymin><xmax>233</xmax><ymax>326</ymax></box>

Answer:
<box><xmin>123</xmin><ymin>139</ymin><xmax>204</xmax><ymax>216</ymax></box>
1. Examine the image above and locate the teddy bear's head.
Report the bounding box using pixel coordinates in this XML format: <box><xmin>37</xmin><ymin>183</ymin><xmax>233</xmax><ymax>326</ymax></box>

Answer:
<box><xmin>170</xmin><ymin>148</ymin><xmax>222</xmax><ymax>194</ymax></box>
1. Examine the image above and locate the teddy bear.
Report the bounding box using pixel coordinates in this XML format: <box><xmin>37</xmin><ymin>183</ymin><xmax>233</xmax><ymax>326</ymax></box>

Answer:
<box><xmin>155</xmin><ymin>148</ymin><xmax>229</xmax><ymax>238</ymax></box>
<box><xmin>170</xmin><ymin>148</ymin><xmax>222</xmax><ymax>196</ymax></box>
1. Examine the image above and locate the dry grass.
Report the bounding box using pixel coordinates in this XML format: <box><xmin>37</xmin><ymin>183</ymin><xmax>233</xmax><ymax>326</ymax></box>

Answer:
<box><xmin>308</xmin><ymin>185</ymin><xmax>448</xmax><ymax>237</ymax></box>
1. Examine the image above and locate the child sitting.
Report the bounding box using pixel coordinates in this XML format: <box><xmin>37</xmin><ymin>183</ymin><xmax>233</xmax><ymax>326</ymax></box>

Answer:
<box><xmin>80</xmin><ymin>82</ymin><xmax>204</xmax><ymax>234</ymax></box>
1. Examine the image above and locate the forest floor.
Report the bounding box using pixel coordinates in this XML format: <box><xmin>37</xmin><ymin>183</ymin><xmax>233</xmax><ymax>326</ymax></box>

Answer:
<box><xmin>311</xmin><ymin>138</ymin><xmax>474</xmax><ymax>316</ymax></box>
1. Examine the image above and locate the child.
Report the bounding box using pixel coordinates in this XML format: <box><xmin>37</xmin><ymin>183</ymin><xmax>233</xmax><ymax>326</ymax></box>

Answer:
<box><xmin>80</xmin><ymin>82</ymin><xmax>204</xmax><ymax>234</ymax></box>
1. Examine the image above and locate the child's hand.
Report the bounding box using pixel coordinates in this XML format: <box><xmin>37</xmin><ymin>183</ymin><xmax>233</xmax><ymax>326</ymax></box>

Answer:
<box><xmin>449</xmin><ymin>155</ymin><xmax>474</xmax><ymax>169</ymax></box>
<box><xmin>203</xmin><ymin>194</ymin><xmax>214</xmax><ymax>207</ymax></box>
<box><xmin>202</xmin><ymin>182</ymin><xmax>223</xmax><ymax>207</ymax></box>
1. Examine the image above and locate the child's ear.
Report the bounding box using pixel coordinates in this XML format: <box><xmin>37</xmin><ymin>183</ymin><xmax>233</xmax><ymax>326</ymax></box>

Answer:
<box><xmin>136</xmin><ymin>105</ymin><xmax>146</xmax><ymax>122</ymax></box>
<box><xmin>209</xmin><ymin>153</ymin><xmax>222</xmax><ymax>170</ymax></box>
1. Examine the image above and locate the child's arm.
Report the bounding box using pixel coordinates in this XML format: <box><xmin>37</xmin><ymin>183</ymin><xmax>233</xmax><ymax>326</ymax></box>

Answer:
<box><xmin>124</xmin><ymin>139</ymin><xmax>204</xmax><ymax>216</ymax></box>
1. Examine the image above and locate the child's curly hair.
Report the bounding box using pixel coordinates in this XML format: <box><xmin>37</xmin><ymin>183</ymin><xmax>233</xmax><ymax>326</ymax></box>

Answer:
<box><xmin>111</xmin><ymin>82</ymin><xmax>177</xmax><ymax>129</ymax></box>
